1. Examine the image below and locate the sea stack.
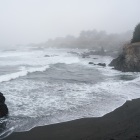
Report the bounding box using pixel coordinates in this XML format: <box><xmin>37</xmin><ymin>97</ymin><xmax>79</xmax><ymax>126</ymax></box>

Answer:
<box><xmin>0</xmin><ymin>92</ymin><xmax>8</xmax><ymax>118</ymax></box>
<box><xmin>109</xmin><ymin>23</ymin><xmax>140</xmax><ymax>72</ymax></box>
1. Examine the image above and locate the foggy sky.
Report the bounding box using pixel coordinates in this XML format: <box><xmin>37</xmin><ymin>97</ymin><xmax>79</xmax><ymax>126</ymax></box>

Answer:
<box><xmin>0</xmin><ymin>0</ymin><xmax>140</xmax><ymax>47</ymax></box>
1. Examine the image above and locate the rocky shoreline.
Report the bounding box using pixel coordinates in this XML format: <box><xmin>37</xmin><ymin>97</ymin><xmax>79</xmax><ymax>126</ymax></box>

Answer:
<box><xmin>109</xmin><ymin>42</ymin><xmax>140</xmax><ymax>72</ymax></box>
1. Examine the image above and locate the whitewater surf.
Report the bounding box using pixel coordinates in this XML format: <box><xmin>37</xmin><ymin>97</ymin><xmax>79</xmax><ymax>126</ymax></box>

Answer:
<box><xmin>0</xmin><ymin>48</ymin><xmax>140</xmax><ymax>138</ymax></box>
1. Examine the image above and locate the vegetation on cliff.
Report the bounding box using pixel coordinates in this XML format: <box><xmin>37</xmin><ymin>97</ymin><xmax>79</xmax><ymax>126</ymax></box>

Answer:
<box><xmin>131</xmin><ymin>23</ymin><xmax>140</xmax><ymax>43</ymax></box>
<box><xmin>109</xmin><ymin>23</ymin><xmax>140</xmax><ymax>72</ymax></box>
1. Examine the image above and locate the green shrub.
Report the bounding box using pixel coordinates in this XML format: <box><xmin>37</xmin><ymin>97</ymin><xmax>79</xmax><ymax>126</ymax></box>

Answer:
<box><xmin>131</xmin><ymin>23</ymin><xmax>140</xmax><ymax>43</ymax></box>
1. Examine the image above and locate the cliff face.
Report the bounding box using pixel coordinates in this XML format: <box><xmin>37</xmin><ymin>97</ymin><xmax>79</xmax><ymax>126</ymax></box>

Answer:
<box><xmin>109</xmin><ymin>42</ymin><xmax>140</xmax><ymax>72</ymax></box>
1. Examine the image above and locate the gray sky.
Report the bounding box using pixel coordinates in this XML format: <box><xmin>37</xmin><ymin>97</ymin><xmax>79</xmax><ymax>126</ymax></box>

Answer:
<box><xmin>0</xmin><ymin>0</ymin><xmax>140</xmax><ymax>47</ymax></box>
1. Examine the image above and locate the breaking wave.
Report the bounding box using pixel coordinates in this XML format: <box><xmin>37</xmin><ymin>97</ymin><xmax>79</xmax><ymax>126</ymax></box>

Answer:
<box><xmin>0</xmin><ymin>66</ymin><xmax>50</xmax><ymax>83</ymax></box>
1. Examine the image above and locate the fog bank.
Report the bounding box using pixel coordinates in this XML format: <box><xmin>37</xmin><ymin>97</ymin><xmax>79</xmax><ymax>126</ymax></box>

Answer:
<box><xmin>0</xmin><ymin>0</ymin><xmax>139</xmax><ymax>47</ymax></box>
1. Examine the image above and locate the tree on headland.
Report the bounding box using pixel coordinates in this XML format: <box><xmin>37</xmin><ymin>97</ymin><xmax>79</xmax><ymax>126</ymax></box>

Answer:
<box><xmin>131</xmin><ymin>23</ymin><xmax>140</xmax><ymax>43</ymax></box>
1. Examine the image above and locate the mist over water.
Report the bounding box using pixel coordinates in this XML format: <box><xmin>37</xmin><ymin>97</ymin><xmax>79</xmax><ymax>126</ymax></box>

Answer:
<box><xmin>0</xmin><ymin>0</ymin><xmax>140</xmax><ymax>47</ymax></box>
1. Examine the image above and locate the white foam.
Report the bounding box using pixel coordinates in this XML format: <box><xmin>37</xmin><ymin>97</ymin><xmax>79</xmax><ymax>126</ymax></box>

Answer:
<box><xmin>1</xmin><ymin>49</ymin><xmax>140</xmax><ymax>132</ymax></box>
<box><xmin>0</xmin><ymin>127</ymin><xmax>14</xmax><ymax>139</ymax></box>
<box><xmin>2</xmin><ymin>73</ymin><xmax>140</xmax><ymax>117</ymax></box>
<box><xmin>0</xmin><ymin>48</ymin><xmax>80</xmax><ymax>66</ymax></box>
<box><xmin>0</xmin><ymin>65</ymin><xmax>49</xmax><ymax>83</ymax></box>
<box><xmin>0</xmin><ymin>48</ymin><xmax>80</xmax><ymax>82</ymax></box>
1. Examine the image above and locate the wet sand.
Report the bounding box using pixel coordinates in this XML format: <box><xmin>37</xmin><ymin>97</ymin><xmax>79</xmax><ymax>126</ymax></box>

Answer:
<box><xmin>4</xmin><ymin>98</ymin><xmax>140</xmax><ymax>140</ymax></box>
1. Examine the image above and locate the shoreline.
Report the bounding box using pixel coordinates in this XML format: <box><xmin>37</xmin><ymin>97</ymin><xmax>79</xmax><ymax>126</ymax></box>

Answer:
<box><xmin>3</xmin><ymin>98</ymin><xmax>140</xmax><ymax>140</ymax></box>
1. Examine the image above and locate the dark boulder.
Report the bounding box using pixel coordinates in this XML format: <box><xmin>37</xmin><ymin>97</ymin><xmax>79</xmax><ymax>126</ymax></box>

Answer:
<box><xmin>44</xmin><ymin>55</ymin><xmax>50</xmax><ymax>57</ymax></box>
<box><xmin>89</xmin><ymin>62</ymin><xmax>94</xmax><ymax>64</ymax></box>
<box><xmin>0</xmin><ymin>92</ymin><xmax>8</xmax><ymax>118</ymax></box>
<box><xmin>0</xmin><ymin>93</ymin><xmax>5</xmax><ymax>104</ymax></box>
<box><xmin>89</xmin><ymin>62</ymin><xmax>106</xmax><ymax>67</ymax></box>
<box><xmin>97</xmin><ymin>63</ymin><xmax>106</xmax><ymax>67</ymax></box>
<box><xmin>0</xmin><ymin>104</ymin><xmax>8</xmax><ymax>118</ymax></box>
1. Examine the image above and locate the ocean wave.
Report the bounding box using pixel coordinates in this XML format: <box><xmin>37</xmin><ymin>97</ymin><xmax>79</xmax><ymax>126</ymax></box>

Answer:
<box><xmin>1</xmin><ymin>49</ymin><xmax>140</xmax><ymax>134</ymax></box>
<box><xmin>0</xmin><ymin>65</ymin><xmax>50</xmax><ymax>83</ymax></box>
<box><xmin>0</xmin><ymin>48</ymin><xmax>82</xmax><ymax>83</ymax></box>
<box><xmin>1</xmin><ymin>64</ymin><xmax>140</xmax><ymax>133</ymax></box>
<box><xmin>0</xmin><ymin>127</ymin><xmax>14</xmax><ymax>139</ymax></box>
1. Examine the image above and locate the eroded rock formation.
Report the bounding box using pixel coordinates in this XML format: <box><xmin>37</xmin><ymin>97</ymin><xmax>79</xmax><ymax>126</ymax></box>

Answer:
<box><xmin>109</xmin><ymin>42</ymin><xmax>140</xmax><ymax>72</ymax></box>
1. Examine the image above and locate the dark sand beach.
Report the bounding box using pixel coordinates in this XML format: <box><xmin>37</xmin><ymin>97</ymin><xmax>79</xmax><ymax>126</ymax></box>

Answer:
<box><xmin>3</xmin><ymin>98</ymin><xmax>140</xmax><ymax>140</ymax></box>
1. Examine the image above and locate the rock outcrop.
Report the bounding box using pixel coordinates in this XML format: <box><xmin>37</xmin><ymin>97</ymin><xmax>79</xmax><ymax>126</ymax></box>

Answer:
<box><xmin>89</xmin><ymin>62</ymin><xmax>106</xmax><ymax>67</ymax></box>
<box><xmin>97</xmin><ymin>63</ymin><xmax>106</xmax><ymax>67</ymax></box>
<box><xmin>0</xmin><ymin>92</ymin><xmax>8</xmax><ymax>118</ymax></box>
<box><xmin>109</xmin><ymin>42</ymin><xmax>140</xmax><ymax>72</ymax></box>
<box><xmin>89</xmin><ymin>62</ymin><xmax>94</xmax><ymax>64</ymax></box>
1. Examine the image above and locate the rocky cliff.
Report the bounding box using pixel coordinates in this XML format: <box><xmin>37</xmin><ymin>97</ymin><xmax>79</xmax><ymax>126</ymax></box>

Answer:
<box><xmin>109</xmin><ymin>42</ymin><xmax>140</xmax><ymax>72</ymax></box>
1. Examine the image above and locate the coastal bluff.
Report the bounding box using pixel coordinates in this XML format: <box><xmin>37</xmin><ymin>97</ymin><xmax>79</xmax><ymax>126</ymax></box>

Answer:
<box><xmin>109</xmin><ymin>42</ymin><xmax>140</xmax><ymax>72</ymax></box>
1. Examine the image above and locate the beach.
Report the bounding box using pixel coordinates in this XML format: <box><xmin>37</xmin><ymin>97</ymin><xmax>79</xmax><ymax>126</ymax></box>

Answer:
<box><xmin>3</xmin><ymin>98</ymin><xmax>140</xmax><ymax>140</ymax></box>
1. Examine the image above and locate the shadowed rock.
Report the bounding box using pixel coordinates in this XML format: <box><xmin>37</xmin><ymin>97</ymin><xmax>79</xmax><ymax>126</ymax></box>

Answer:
<box><xmin>97</xmin><ymin>63</ymin><xmax>106</xmax><ymax>67</ymax></box>
<box><xmin>89</xmin><ymin>62</ymin><xmax>106</xmax><ymax>67</ymax></box>
<box><xmin>0</xmin><ymin>93</ymin><xmax>5</xmax><ymax>104</ymax></box>
<box><xmin>0</xmin><ymin>92</ymin><xmax>8</xmax><ymax>118</ymax></box>
<box><xmin>89</xmin><ymin>62</ymin><xmax>94</xmax><ymax>64</ymax></box>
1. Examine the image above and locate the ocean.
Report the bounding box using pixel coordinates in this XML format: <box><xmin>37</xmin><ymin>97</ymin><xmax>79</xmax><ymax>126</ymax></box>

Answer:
<box><xmin>0</xmin><ymin>47</ymin><xmax>140</xmax><ymax>138</ymax></box>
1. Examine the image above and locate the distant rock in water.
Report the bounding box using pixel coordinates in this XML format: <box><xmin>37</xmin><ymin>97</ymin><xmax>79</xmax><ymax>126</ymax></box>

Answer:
<box><xmin>97</xmin><ymin>63</ymin><xmax>106</xmax><ymax>67</ymax></box>
<box><xmin>0</xmin><ymin>92</ymin><xmax>8</xmax><ymax>118</ymax></box>
<box><xmin>89</xmin><ymin>62</ymin><xmax>94</xmax><ymax>64</ymax></box>
<box><xmin>67</xmin><ymin>51</ymin><xmax>80</xmax><ymax>56</ymax></box>
<box><xmin>88</xmin><ymin>62</ymin><xmax>106</xmax><ymax>67</ymax></box>
<box><xmin>109</xmin><ymin>42</ymin><xmax>140</xmax><ymax>72</ymax></box>
<box><xmin>44</xmin><ymin>55</ymin><xmax>50</xmax><ymax>57</ymax></box>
